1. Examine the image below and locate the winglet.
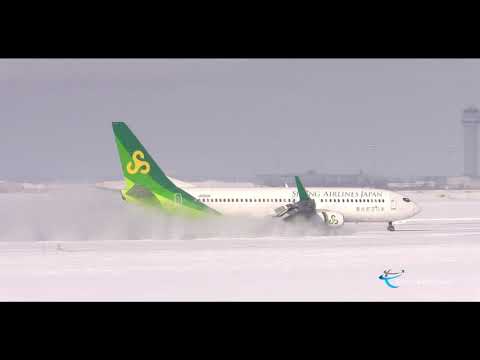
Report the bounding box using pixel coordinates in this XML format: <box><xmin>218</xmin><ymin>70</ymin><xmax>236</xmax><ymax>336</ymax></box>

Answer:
<box><xmin>295</xmin><ymin>176</ymin><xmax>310</xmax><ymax>201</ymax></box>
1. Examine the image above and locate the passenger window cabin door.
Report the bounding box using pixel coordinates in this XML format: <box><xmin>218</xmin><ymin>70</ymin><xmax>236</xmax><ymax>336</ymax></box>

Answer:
<box><xmin>174</xmin><ymin>193</ymin><xmax>183</xmax><ymax>206</ymax></box>
<box><xmin>390</xmin><ymin>199</ymin><xmax>397</xmax><ymax>210</ymax></box>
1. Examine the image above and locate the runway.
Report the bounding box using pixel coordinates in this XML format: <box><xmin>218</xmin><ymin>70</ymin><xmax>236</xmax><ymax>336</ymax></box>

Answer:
<box><xmin>1</xmin><ymin>189</ymin><xmax>480</xmax><ymax>301</ymax></box>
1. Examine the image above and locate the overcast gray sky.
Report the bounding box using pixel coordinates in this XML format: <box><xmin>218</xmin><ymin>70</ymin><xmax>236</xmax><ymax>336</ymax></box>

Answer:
<box><xmin>1</xmin><ymin>59</ymin><xmax>478</xmax><ymax>182</ymax></box>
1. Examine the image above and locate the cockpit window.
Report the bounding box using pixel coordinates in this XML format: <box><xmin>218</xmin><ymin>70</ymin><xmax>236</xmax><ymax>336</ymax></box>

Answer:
<box><xmin>403</xmin><ymin>197</ymin><xmax>411</xmax><ymax>203</ymax></box>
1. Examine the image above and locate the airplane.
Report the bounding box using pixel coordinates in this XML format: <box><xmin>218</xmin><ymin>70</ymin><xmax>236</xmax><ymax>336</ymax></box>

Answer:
<box><xmin>112</xmin><ymin>122</ymin><xmax>421</xmax><ymax>231</ymax></box>
<box><xmin>383</xmin><ymin>269</ymin><xmax>405</xmax><ymax>276</ymax></box>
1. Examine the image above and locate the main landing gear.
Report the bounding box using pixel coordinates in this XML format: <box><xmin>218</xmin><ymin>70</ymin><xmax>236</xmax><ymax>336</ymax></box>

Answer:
<box><xmin>387</xmin><ymin>221</ymin><xmax>395</xmax><ymax>232</ymax></box>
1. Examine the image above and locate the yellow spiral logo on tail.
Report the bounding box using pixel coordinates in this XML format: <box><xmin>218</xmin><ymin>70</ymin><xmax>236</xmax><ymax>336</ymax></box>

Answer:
<box><xmin>127</xmin><ymin>150</ymin><xmax>151</xmax><ymax>175</ymax></box>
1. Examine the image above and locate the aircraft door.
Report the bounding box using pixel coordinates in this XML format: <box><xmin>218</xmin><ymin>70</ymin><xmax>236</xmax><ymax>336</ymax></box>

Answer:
<box><xmin>174</xmin><ymin>193</ymin><xmax>183</xmax><ymax>206</ymax></box>
<box><xmin>391</xmin><ymin>199</ymin><xmax>397</xmax><ymax>210</ymax></box>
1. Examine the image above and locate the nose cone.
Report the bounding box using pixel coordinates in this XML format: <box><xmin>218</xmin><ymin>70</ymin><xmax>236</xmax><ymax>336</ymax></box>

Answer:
<box><xmin>412</xmin><ymin>202</ymin><xmax>422</xmax><ymax>215</ymax></box>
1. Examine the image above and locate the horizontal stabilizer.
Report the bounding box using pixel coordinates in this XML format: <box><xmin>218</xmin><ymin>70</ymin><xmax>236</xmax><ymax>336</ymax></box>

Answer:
<box><xmin>126</xmin><ymin>184</ymin><xmax>155</xmax><ymax>198</ymax></box>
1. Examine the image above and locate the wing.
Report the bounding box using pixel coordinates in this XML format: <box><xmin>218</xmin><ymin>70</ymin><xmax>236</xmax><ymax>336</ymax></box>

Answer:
<box><xmin>274</xmin><ymin>176</ymin><xmax>317</xmax><ymax>221</ymax></box>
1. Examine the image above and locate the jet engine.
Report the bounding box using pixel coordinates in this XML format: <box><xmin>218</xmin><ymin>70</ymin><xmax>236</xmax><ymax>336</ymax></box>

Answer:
<box><xmin>318</xmin><ymin>210</ymin><xmax>344</xmax><ymax>227</ymax></box>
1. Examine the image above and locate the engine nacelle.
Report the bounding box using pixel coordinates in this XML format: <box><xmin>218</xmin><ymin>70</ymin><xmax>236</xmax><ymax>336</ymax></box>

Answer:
<box><xmin>318</xmin><ymin>210</ymin><xmax>345</xmax><ymax>227</ymax></box>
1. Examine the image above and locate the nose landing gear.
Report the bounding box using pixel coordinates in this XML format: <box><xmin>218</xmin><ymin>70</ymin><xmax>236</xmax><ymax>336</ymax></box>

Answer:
<box><xmin>387</xmin><ymin>222</ymin><xmax>395</xmax><ymax>231</ymax></box>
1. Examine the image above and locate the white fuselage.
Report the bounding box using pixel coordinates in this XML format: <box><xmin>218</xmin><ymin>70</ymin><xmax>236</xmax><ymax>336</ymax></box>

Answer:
<box><xmin>188</xmin><ymin>186</ymin><xmax>421</xmax><ymax>223</ymax></box>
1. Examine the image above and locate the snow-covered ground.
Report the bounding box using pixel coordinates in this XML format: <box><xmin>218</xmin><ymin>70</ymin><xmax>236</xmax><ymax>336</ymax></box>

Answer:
<box><xmin>1</xmin><ymin>188</ymin><xmax>480</xmax><ymax>301</ymax></box>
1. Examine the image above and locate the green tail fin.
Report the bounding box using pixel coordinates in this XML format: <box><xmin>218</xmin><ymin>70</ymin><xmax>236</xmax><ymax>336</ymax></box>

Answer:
<box><xmin>112</xmin><ymin>122</ymin><xmax>218</xmax><ymax>216</ymax></box>
<box><xmin>112</xmin><ymin>122</ymin><xmax>177</xmax><ymax>190</ymax></box>
<box><xmin>295</xmin><ymin>176</ymin><xmax>310</xmax><ymax>201</ymax></box>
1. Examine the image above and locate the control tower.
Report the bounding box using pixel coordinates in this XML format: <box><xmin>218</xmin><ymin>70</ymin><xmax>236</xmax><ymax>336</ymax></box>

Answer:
<box><xmin>462</xmin><ymin>106</ymin><xmax>480</xmax><ymax>177</ymax></box>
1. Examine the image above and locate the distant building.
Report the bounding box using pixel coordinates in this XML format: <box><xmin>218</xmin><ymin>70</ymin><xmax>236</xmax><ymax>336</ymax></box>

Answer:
<box><xmin>254</xmin><ymin>106</ymin><xmax>480</xmax><ymax>190</ymax></box>
<box><xmin>255</xmin><ymin>172</ymin><xmax>479</xmax><ymax>190</ymax></box>
<box><xmin>256</xmin><ymin>171</ymin><xmax>387</xmax><ymax>188</ymax></box>
<box><xmin>462</xmin><ymin>106</ymin><xmax>480</xmax><ymax>177</ymax></box>
<box><xmin>446</xmin><ymin>176</ymin><xmax>480</xmax><ymax>189</ymax></box>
